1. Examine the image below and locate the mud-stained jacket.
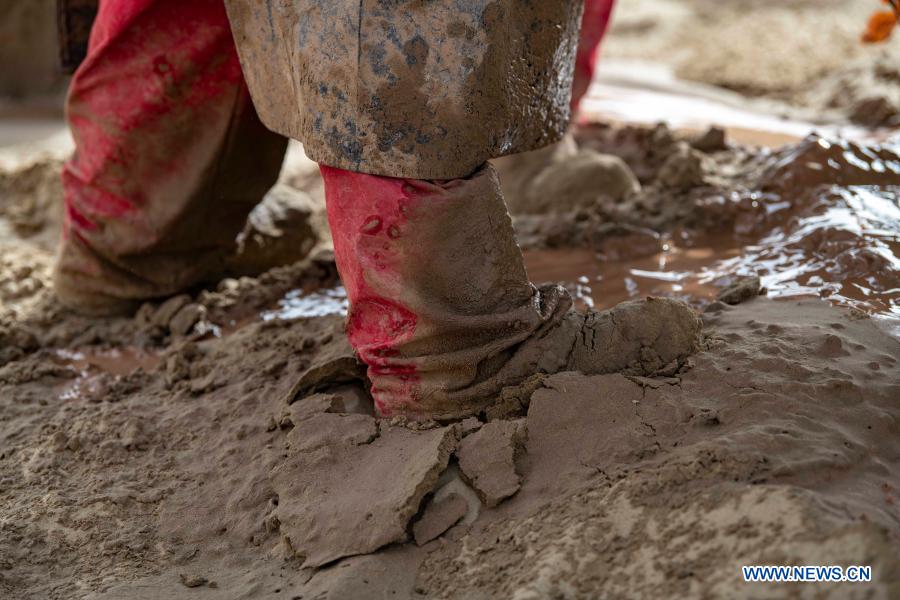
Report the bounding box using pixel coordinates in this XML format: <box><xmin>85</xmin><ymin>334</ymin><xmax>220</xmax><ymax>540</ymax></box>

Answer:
<box><xmin>61</xmin><ymin>0</ymin><xmax>585</xmax><ymax>179</ymax></box>
<box><xmin>225</xmin><ymin>0</ymin><xmax>584</xmax><ymax>179</ymax></box>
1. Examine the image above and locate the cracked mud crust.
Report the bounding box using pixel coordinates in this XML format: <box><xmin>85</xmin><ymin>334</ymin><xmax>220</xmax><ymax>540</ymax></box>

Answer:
<box><xmin>568</xmin><ymin>296</ymin><xmax>702</xmax><ymax>376</ymax></box>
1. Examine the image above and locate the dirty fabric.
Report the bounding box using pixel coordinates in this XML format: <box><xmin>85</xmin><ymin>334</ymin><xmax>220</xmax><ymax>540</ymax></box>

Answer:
<box><xmin>225</xmin><ymin>0</ymin><xmax>586</xmax><ymax>179</ymax></box>
<box><xmin>58</xmin><ymin>0</ymin><xmax>288</xmax><ymax>312</ymax></box>
<box><xmin>320</xmin><ymin>163</ymin><xmax>571</xmax><ymax>418</ymax></box>
<box><xmin>571</xmin><ymin>0</ymin><xmax>617</xmax><ymax>115</ymax></box>
<box><xmin>57</xmin><ymin>0</ymin><xmax>612</xmax><ymax>314</ymax></box>
<box><xmin>320</xmin><ymin>162</ymin><xmax>701</xmax><ymax>419</ymax></box>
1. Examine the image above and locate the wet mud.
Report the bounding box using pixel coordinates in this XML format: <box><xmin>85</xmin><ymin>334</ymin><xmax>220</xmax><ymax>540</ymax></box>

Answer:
<box><xmin>517</xmin><ymin>125</ymin><xmax>900</xmax><ymax>321</ymax></box>
<box><xmin>1</xmin><ymin>119</ymin><xmax>899</xmax><ymax>598</ymax></box>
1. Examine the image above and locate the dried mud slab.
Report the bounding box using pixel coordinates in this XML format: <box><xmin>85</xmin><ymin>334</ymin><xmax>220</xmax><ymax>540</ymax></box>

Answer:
<box><xmin>522</xmin><ymin>372</ymin><xmax>660</xmax><ymax>497</ymax></box>
<box><xmin>286</xmin><ymin>413</ymin><xmax>378</xmax><ymax>452</ymax></box>
<box><xmin>716</xmin><ymin>274</ymin><xmax>762</xmax><ymax>305</ymax></box>
<box><xmin>456</xmin><ymin>420</ymin><xmax>524</xmax><ymax>508</ymax></box>
<box><xmin>283</xmin><ymin>331</ymin><xmax>366</xmax><ymax>403</ymax></box>
<box><xmin>271</xmin><ymin>422</ymin><xmax>458</xmax><ymax>568</ymax></box>
<box><xmin>413</xmin><ymin>492</ymin><xmax>469</xmax><ymax>546</ymax></box>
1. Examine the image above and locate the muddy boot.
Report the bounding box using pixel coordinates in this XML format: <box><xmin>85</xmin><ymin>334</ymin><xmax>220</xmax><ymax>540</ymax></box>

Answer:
<box><xmin>321</xmin><ymin>162</ymin><xmax>700</xmax><ymax>420</ymax></box>
<box><xmin>53</xmin><ymin>159</ymin><xmax>299</xmax><ymax>318</ymax></box>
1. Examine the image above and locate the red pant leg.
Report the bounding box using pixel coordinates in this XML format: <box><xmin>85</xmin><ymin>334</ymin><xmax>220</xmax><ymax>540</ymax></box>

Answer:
<box><xmin>58</xmin><ymin>0</ymin><xmax>286</xmax><ymax>312</ymax></box>
<box><xmin>571</xmin><ymin>0</ymin><xmax>617</xmax><ymax>116</ymax></box>
<box><xmin>319</xmin><ymin>164</ymin><xmax>571</xmax><ymax>418</ymax></box>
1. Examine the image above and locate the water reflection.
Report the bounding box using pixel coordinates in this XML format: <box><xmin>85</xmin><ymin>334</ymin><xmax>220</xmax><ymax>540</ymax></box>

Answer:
<box><xmin>261</xmin><ymin>286</ymin><xmax>349</xmax><ymax>321</ymax></box>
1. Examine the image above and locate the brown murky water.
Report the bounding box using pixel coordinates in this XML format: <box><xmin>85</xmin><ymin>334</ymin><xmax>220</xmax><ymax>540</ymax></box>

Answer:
<box><xmin>524</xmin><ymin>236</ymin><xmax>742</xmax><ymax>311</ymax></box>
<box><xmin>53</xmin><ymin>347</ymin><xmax>161</xmax><ymax>400</ymax></box>
<box><xmin>529</xmin><ymin>135</ymin><xmax>900</xmax><ymax>320</ymax></box>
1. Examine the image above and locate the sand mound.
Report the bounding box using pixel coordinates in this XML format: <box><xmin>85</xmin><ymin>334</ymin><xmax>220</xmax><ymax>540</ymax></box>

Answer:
<box><xmin>495</xmin><ymin>140</ymin><xmax>640</xmax><ymax>216</ymax></box>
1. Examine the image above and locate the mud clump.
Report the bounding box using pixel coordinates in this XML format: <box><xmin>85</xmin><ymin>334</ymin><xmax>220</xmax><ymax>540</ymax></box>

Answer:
<box><xmin>412</xmin><ymin>492</ymin><xmax>469</xmax><ymax>546</ymax></box>
<box><xmin>798</xmin><ymin>57</ymin><xmax>900</xmax><ymax>129</ymax></box>
<box><xmin>717</xmin><ymin>275</ymin><xmax>762</xmax><ymax>305</ymax></box>
<box><xmin>760</xmin><ymin>134</ymin><xmax>900</xmax><ymax>193</ymax></box>
<box><xmin>456</xmin><ymin>420</ymin><xmax>525</xmax><ymax>508</ymax></box>
<box><xmin>226</xmin><ymin>184</ymin><xmax>319</xmax><ymax>277</ymax></box>
<box><xmin>657</xmin><ymin>143</ymin><xmax>707</xmax><ymax>190</ymax></box>
<box><xmin>690</xmin><ymin>126</ymin><xmax>728</xmax><ymax>153</ymax></box>
<box><xmin>271</xmin><ymin>422</ymin><xmax>458</xmax><ymax>568</ymax></box>
<box><xmin>504</xmin><ymin>149</ymin><xmax>640</xmax><ymax>215</ymax></box>
<box><xmin>0</xmin><ymin>157</ymin><xmax>63</xmax><ymax>243</ymax></box>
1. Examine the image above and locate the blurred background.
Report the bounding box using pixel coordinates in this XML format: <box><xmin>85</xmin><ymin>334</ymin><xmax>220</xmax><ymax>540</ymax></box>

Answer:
<box><xmin>0</xmin><ymin>0</ymin><xmax>63</xmax><ymax>99</ymax></box>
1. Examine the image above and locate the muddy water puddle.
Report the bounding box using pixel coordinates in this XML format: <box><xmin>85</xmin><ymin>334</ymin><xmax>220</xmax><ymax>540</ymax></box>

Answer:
<box><xmin>53</xmin><ymin>347</ymin><xmax>161</xmax><ymax>401</ymax></box>
<box><xmin>261</xmin><ymin>285</ymin><xmax>348</xmax><ymax>321</ymax></box>
<box><xmin>524</xmin><ymin>239</ymin><xmax>742</xmax><ymax>311</ymax></box>
<box><xmin>528</xmin><ymin>189</ymin><xmax>900</xmax><ymax>320</ymax></box>
<box><xmin>528</xmin><ymin>131</ymin><xmax>900</xmax><ymax>321</ymax></box>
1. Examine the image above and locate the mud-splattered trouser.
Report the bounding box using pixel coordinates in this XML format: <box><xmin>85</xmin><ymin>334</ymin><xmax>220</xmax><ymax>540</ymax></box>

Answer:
<box><xmin>60</xmin><ymin>0</ymin><xmax>616</xmax><ymax>416</ymax></box>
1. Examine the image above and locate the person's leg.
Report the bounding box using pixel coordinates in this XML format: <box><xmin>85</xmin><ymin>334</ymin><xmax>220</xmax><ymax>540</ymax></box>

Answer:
<box><xmin>56</xmin><ymin>0</ymin><xmax>287</xmax><ymax>315</ymax></box>
<box><xmin>571</xmin><ymin>0</ymin><xmax>617</xmax><ymax>117</ymax></box>
<box><xmin>321</xmin><ymin>163</ymin><xmax>700</xmax><ymax>419</ymax></box>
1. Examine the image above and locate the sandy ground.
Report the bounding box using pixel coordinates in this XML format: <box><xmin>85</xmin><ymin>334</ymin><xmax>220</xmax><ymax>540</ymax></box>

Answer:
<box><xmin>2</xmin><ymin>2</ymin><xmax>900</xmax><ymax>598</ymax></box>
<box><xmin>1</xmin><ymin>119</ymin><xmax>899</xmax><ymax>598</ymax></box>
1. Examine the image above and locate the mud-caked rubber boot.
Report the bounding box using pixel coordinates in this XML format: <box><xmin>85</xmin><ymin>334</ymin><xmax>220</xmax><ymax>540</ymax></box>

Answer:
<box><xmin>484</xmin><ymin>297</ymin><xmax>702</xmax><ymax>391</ymax></box>
<box><xmin>423</xmin><ymin>296</ymin><xmax>702</xmax><ymax>421</ymax></box>
<box><xmin>321</xmin><ymin>162</ymin><xmax>700</xmax><ymax>421</ymax></box>
<box><xmin>569</xmin><ymin>297</ymin><xmax>702</xmax><ymax>375</ymax></box>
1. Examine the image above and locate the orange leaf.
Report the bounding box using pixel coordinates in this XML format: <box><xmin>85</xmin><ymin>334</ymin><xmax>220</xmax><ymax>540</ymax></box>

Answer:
<box><xmin>862</xmin><ymin>10</ymin><xmax>897</xmax><ymax>43</ymax></box>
